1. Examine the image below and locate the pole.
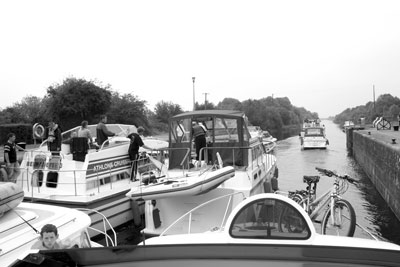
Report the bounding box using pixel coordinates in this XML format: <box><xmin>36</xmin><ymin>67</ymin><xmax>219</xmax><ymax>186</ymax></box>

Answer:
<box><xmin>373</xmin><ymin>84</ymin><xmax>376</xmax><ymax>114</ymax></box>
<box><xmin>203</xmin><ymin>92</ymin><xmax>209</xmax><ymax>110</ymax></box>
<box><xmin>192</xmin><ymin>77</ymin><xmax>196</xmax><ymax>111</ymax></box>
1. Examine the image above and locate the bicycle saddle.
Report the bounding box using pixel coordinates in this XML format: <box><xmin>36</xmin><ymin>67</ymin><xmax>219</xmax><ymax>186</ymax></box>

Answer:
<box><xmin>303</xmin><ymin>175</ymin><xmax>320</xmax><ymax>184</ymax></box>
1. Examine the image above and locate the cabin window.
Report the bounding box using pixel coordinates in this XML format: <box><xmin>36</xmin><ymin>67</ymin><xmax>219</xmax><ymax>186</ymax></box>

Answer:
<box><xmin>214</xmin><ymin>118</ymin><xmax>238</xmax><ymax>142</ymax></box>
<box><xmin>31</xmin><ymin>170</ymin><xmax>44</xmax><ymax>187</ymax></box>
<box><xmin>46</xmin><ymin>172</ymin><xmax>59</xmax><ymax>188</ymax></box>
<box><xmin>229</xmin><ymin>198</ymin><xmax>310</xmax><ymax>240</ymax></box>
<box><xmin>171</xmin><ymin>119</ymin><xmax>191</xmax><ymax>143</ymax></box>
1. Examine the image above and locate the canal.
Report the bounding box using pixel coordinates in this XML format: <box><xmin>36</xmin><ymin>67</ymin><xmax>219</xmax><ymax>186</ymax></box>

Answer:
<box><xmin>275</xmin><ymin>119</ymin><xmax>400</xmax><ymax>244</ymax></box>
<box><xmin>100</xmin><ymin>119</ymin><xmax>400</xmax><ymax>246</ymax></box>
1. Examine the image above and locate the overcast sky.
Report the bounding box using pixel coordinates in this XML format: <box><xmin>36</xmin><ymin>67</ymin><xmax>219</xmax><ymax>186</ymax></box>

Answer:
<box><xmin>1</xmin><ymin>0</ymin><xmax>399</xmax><ymax>118</ymax></box>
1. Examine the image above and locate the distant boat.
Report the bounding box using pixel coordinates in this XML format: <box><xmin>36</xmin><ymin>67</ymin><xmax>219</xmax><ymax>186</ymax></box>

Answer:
<box><xmin>301</xmin><ymin>126</ymin><xmax>329</xmax><ymax>149</ymax></box>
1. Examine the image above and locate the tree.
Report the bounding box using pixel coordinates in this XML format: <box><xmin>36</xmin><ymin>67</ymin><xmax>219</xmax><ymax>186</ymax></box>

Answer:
<box><xmin>108</xmin><ymin>92</ymin><xmax>150</xmax><ymax>130</ymax></box>
<box><xmin>154</xmin><ymin>101</ymin><xmax>183</xmax><ymax>124</ymax></box>
<box><xmin>45</xmin><ymin>77</ymin><xmax>112</xmax><ymax>129</ymax></box>
<box><xmin>217</xmin><ymin>98</ymin><xmax>242</xmax><ymax>110</ymax></box>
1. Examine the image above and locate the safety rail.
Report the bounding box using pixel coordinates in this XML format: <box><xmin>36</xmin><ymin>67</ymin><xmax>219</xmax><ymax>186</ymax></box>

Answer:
<box><xmin>160</xmin><ymin>192</ymin><xmax>246</xmax><ymax>236</ymax></box>
<box><xmin>77</xmin><ymin>208</ymin><xmax>118</xmax><ymax>247</ymax></box>
<box><xmin>199</xmin><ymin>144</ymin><xmax>275</xmax><ymax>171</ymax></box>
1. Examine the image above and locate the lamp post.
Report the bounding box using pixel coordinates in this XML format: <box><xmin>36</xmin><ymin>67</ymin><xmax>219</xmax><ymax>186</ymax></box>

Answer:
<box><xmin>192</xmin><ymin>77</ymin><xmax>196</xmax><ymax>111</ymax></box>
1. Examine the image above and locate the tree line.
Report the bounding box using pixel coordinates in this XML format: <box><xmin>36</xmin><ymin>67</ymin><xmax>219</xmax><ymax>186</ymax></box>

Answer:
<box><xmin>0</xmin><ymin>77</ymin><xmax>317</xmax><ymax>143</ymax></box>
<box><xmin>333</xmin><ymin>94</ymin><xmax>400</xmax><ymax>127</ymax></box>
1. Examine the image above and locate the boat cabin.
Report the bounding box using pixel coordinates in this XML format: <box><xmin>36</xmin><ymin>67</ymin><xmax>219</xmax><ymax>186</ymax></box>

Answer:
<box><xmin>168</xmin><ymin>110</ymin><xmax>258</xmax><ymax>169</ymax></box>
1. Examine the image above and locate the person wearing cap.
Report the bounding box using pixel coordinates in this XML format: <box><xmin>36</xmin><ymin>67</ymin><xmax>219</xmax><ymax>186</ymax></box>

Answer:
<box><xmin>127</xmin><ymin>126</ymin><xmax>151</xmax><ymax>181</ymax></box>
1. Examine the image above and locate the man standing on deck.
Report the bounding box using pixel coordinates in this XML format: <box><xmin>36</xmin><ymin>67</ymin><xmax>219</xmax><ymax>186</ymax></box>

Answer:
<box><xmin>192</xmin><ymin>121</ymin><xmax>207</xmax><ymax>162</ymax></box>
<box><xmin>128</xmin><ymin>126</ymin><xmax>151</xmax><ymax>181</ymax></box>
<box><xmin>4</xmin><ymin>133</ymin><xmax>25</xmax><ymax>182</ymax></box>
<box><xmin>96</xmin><ymin>115</ymin><xmax>116</xmax><ymax>147</ymax></box>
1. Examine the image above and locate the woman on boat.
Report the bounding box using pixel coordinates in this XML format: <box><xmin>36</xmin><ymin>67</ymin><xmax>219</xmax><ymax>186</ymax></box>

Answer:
<box><xmin>78</xmin><ymin>120</ymin><xmax>97</xmax><ymax>149</ymax></box>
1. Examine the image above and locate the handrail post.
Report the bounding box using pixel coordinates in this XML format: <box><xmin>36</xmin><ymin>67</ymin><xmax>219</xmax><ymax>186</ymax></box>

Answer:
<box><xmin>73</xmin><ymin>170</ymin><xmax>78</xmax><ymax>196</ymax></box>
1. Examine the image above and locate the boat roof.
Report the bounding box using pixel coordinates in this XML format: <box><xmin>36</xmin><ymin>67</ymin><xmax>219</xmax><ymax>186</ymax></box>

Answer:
<box><xmin>171</xmin><ymin>110</ymin><xmax>245</xmax><ymax>120</ymax></box>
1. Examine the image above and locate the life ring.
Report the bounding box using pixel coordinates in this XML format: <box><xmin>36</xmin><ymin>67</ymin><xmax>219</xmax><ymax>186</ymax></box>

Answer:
<box><xmin>33</xmin><ymin>123</ymin><xmax>45</xmax><ymax>139</ymax></box>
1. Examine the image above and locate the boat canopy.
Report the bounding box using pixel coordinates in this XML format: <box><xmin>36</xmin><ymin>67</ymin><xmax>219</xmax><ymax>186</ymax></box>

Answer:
<box><xmin>168</xmin><ymin>110</ymin><xmax>251</xmax><ymax>169</ymax></box>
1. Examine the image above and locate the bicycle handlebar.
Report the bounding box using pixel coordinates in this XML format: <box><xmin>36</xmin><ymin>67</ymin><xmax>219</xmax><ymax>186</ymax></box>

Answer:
<box><xmin>315</xmin><ymin>167</ymin><xmax>358</xmax><ymax>184</ymax></box>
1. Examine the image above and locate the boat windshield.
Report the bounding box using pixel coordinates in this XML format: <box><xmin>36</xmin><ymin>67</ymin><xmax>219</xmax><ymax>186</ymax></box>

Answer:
<box><xmin>304</xmin><ymin>128</ymin><xmax>324</xmax><ymax>136</ymax></box>
<box><xmin>229</xmin><ymin>198</ymin><xmax>310</xmax><ymax>240</ymax></box>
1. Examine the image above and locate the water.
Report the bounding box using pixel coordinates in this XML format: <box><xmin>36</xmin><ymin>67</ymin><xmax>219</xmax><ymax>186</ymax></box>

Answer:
<box><xmin>274</xmin><ymin>120</ymin><xmax>400</xmax><ymax>244</ymax></box>
<box><xmin>106</xmin><ymin>120</ymin><xmax>400</xmax><ymax>245</ymax></box>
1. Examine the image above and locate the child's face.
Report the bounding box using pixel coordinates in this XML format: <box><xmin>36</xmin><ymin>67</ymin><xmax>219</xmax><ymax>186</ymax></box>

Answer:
<box><xmin>41</xmin><ymin>232</ymin><xmax>58</xmax><ymax>249</ymax></box>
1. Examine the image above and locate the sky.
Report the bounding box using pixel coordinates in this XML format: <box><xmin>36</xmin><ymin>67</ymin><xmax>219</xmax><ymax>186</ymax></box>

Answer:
<box><xmin>1</xmin><ymin>0</ymin><xmax>400</xmax><ymax>118</ymax></box>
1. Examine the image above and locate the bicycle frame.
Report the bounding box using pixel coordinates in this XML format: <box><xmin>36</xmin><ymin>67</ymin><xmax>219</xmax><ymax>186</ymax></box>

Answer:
<box><xmin>305</xmin><ymin>178</ymin><xmax>341</xmax><ymax>221</ymax></box>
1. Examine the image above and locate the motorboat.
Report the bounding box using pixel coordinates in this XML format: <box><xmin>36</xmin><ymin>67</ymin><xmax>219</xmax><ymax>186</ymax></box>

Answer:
<box><xmin>15</xmin><ymin>124</ymin><xmax>168</xmax><ymax>237</ymax></box>
<box><xmin>262</xmin><ymin>130</ymin><xmax>277</xmax><ymax>153</ymax></box>
<box><xmin>300</xmin><ymin>126</ymin><xmax>329</xmax><ymax>149</ymax></box>
<box><xmin>0</xmin><ymin>183</ymin><xmax>107</xmax><ymax>267</ymax></box>
<box><xmin>126</xmin><ymin>110</ymin><xmax>278</xmax><ymax>236</ymax></box>
<box><xmin>12</xmin><ymin>193</ymin><xmax>400</xmax><ymax>267</ymax></box>
<box><xmin>342</xmin><ymin>120</ymin><xmax>355</xmax><ymax>132</ymax></box>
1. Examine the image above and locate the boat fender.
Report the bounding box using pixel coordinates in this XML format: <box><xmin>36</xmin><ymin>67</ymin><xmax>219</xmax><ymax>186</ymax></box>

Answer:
<box><xmin>271</xmin><ymin>177</ymin><xmax>279</xmax><ymax>192</ymax></box>
<box><xmin>263</xmin><ymin>181</ymin><xmax>273</xmax><ymax>193</ymax></box>
<box><xmin>33</xmin><ymin>123</ymin><xmax>45</xmax><ymax>139</ymax></box>
<box><xmin>130</xmin><ymin>199</ymin><xmax>142</xmax><ymax>228</ymax></box>
<box><xmin>273</xmin><ymin>167</ymin><xmax>279</xmax><ymax>179</ymax></box>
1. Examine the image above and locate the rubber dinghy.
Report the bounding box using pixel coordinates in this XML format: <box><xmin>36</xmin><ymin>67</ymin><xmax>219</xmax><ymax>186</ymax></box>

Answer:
<box><xmin>126</xmin><ymin>158</ymin><xmax>235</xmax><ymax>201</ymax></box>
<box><xmin>0</xmin><ymin>182</ymin><xmax>24</xmax><ymax>215</ymax></box>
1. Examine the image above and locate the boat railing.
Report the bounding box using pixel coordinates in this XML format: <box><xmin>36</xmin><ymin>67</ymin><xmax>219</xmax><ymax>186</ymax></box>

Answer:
<box><xmin>199</xmin><ymin>145</ymin><xmax>276</xmax><ymax>172</ymax></box>
<box><xmin>160</xmin><ymin>191</ymin><xmax>247</xmax><ymax>236</ymax></box>
<box><xmin>16</xmin><ymin>153</ymin><xmax>153</xmax><ymax>196</ymax></box>
<box><xmin>76</xmin><ymin>208</ymin><xmax>118</xmax><ymax>247</ymax></box>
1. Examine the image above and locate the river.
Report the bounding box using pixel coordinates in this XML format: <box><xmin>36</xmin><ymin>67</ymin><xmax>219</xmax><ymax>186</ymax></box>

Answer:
<box><xmin>275</xmin><ymin>119</ymin><xmax>400</xmax><ymax>244</ymax></box>
<box><xmin>102</xmin><ymin>119</ymin><xmax>400</xmax><ymax>246</ymax></box>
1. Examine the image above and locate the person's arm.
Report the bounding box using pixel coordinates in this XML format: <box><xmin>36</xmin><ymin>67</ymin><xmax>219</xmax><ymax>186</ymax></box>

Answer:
<box><xmin>15</xmin><ymin>144</ymin><xmax>26</xmax><ymax>151</ymax></box>
<box><xmin>101</xmin><ymin>124</ymin><xmax>116</xmax><ymax>137</ymax></box>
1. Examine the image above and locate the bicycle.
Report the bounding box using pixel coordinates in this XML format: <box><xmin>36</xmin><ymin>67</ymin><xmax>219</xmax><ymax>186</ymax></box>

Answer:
<box><xmin>279</xmin><ymin>167</ymin><xmax>357</xmax><ymax>237</ymax></box>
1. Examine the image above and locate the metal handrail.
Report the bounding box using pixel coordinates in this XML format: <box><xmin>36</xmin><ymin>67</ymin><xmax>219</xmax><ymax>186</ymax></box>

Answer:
<box><xmin>77</xmin><ymin>208</ymin><xmax>118</xmax><ymax>246</ymax></box>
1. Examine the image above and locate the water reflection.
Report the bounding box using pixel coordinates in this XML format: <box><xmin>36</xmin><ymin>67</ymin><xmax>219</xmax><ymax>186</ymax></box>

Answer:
<box><xmin>275</xmin><ymin>120</ymin><xmax>400</xmax><ymax>244</ymax></box>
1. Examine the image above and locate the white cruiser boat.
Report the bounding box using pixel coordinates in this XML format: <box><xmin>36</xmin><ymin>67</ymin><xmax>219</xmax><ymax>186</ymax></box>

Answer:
<box><xmin>262</xmin><ymin>130</ymin><xmax>277</xmax><ymax>153</ymax></box>
<box><xmin>13</xmin><ymin>193</ymin><xmax>400</xmax><ymax>267</ymax></box>
<box><xmin>126</xmin><ymin>110</ymin><xmax>278</xmax><ymax>236</ymax></box>
<box><xmin>0</xmin><ymin>182</ymin><xmax>105</xmax><ymax>267</ymax></box>
<box><xmin>300</xmin><ymin>126</ymin><xmax>329</xmax><ymax>149</ymax></box>
<box><xmin>15</xmin><ymin>124</ymin><xmax>168</xmax><ymax>237</ymax></box>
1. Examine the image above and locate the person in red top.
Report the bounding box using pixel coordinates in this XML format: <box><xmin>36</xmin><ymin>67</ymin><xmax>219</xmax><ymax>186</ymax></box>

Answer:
<box><xmin>4</xmin><ymin>133</ymin><xmax>25</xmax><ymax>182</ymax></box>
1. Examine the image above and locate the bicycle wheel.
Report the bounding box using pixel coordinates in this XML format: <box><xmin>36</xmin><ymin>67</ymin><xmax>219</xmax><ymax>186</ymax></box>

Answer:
<box><xmin>321</xmin><ymin>199</ymin><xmax>356</xmax><ymax>237</ymax></box>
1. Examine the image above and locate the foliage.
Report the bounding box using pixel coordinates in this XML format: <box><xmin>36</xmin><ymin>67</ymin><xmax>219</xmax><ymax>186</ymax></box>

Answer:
<box><xmin>45</xmin><ymin>77</ymin><xmax>112</xmax><ymax>129</ymax></box>
<box><xmin>154</xmin><ymin>101</ymin><xmax>184</xmax><ymax>124</ymax></box>
<box><xmin>107</xmin><ymin>92</ymin><xmax>150</xmax><ymax>131</ymax></box>
<box><xmin>334</xmin><ymin>94</ymin><xmax>400</xmax><ymax>126</ymax></box>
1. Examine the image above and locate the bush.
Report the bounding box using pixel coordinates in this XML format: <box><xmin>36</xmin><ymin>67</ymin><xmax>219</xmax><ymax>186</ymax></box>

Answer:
<box><xmin>0</xmin><ymin>124</ymin><xmax>33</xmax><ymax>145</ymax></box>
